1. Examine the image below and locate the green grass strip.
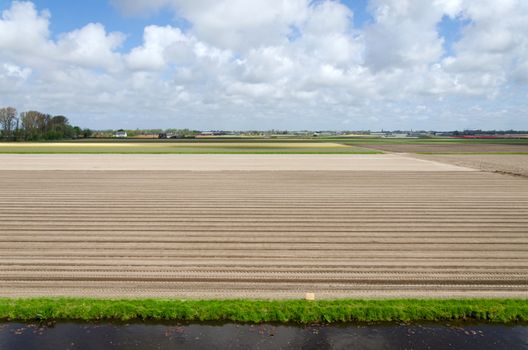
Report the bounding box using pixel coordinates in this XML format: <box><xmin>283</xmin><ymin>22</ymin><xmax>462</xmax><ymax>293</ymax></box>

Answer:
<box><xmin>416</xmin><ymin>152</ymin><xmax>528</xmax><ymax>155</ymax></box>
<box><xmin>0</xmin><ymin>151</ymin><xmax>382</xmax><ymax>154</ymax></box>
<box><xmin>1</xmin><ymin>298</ymin><xmax>527</xmax><ymax>323</ymax></box>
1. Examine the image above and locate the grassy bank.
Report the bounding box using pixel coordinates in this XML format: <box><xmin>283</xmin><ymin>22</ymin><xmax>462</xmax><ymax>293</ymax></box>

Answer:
<box><xmin>1</xmin><ymin>299</ymin><xmax>527</xmax><ymax>323</ymax></box>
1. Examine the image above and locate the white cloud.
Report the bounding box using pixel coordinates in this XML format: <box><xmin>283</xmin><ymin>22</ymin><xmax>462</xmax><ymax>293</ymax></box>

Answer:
<box><xmin>439</xmin><ymin>0</ymin><xmax>528</xmax><ymax>91</ymax></box>
<box><xmin>113</xmin><ymin>0</ymin><xmax>309</xmax><ymax>51</ymax></box>
<box><xmin>0</xmin><ymin>2</ymin><xmax>124</xmax><ymax>71</ymax></box>
<box><xmin>126</xmin><ymin>25</ymin><xmax>192</xmax><ymax>70</ymax></box>
<box><xmin>56</xmin><ymin>23</ymin><xmax>125</xmax><ymax>71</ymax></box>
<box><xmin>364</xmin><ymin>0</ymin><xmax>450</xmax><ymax>71</ymax></box>
<box><xmin>0</xmin><ymin>2</ymin><xmax>50</xmax><ymax>59</ymax></box>
<box><xmin>2</xmin><ymin>62</ymin><xmax>31</xmax><ymax>79</ymax></box>
<box><xmin>0</xmin><ymin>0</ymin><xmax>527</xmax><ymax>129</ymax></box>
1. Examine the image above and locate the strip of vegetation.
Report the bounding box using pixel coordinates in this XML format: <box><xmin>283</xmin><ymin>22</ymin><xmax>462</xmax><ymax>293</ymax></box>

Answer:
<box><xmin>417</xmin><ymin>152</ymin><xmax>528</xmax><ymax>155</ymax></box>
<box><xmin>1</xmin><ymin>107</ymin><xmax>91</xmax><ymax>141</ymax></box>
<box><xmin>1</xmin><ymin>298</ymin><xmax>527</xmax><ymax>323</ymax></box>
<box><xmin>0</xmin><ymin>151</ymin><xmax>382</xmax><ymax>154</ymax></box>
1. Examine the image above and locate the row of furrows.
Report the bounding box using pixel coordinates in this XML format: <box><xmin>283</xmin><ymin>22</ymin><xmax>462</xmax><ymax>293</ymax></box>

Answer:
<box><xmin>3</xmin><ymin>236</ymin><xmax>527</xmax><ymax>243</ymax></box>
<box><xmin>1</xmin><ymin>277</ymin><xmax>526</xmax><ymax>286</ymax></box>
<box><xmin>2</xmin><ymin>198</ymin><xmax>527</xmax><ymax>203</ymax></box>
<box><xmin>2</xmin><ymin>251</ymin><xmax>527</xmax><ymax>259</ymax></box>
<box><xmin>1</xmin><ymin>170</ymin><xmax>527</xmax><ymax>298</ymax></box>
<box><xmin>4</xmin><ymin>231</ymin><xmax>526</xmax><ymax>236</ymax></box>
<box><xmin>3</xmin><ymin>217</ymin><xmax>528</xmax><ymax>222</ymax></box>
<box><xmin>2</xmin><ymin>196</ymin><xmax>527</xmax><ymax>200</ymax></box>
<box><xmin>3</xmin><ymin>228</ymin><xmax>528</xmax><ymax>234</ymax></box>
<box><xmin>1</xmin><ymin>186</ymin><xmax>526</xmax><ymax>192</ymax></box>
<box><xmin>4</xmin><ymin>264</ymin><xmax>528</xmax><ymax>273</ymax></box>
<box><xmin>0</xmin><ymin>169</ymin><xmax>504</xmax><ymax>175</ymax></box>
<box><xmin>3</xmin><ymin>224</ymin><xmax>527</xmax><ymax>230</ymax></box>
<box><xmin>1</xmin><ymin>183</ymin><xmax>525</xmax><ymax>189</ymax></box>
<box><xmin>1</xmin><ymin>205</ymin><xmax>526</xmax><ymax>211</ymax></box>
<box><xmin>1</xmin><ymin>269</ymin><xmax>526</xmax><ymax>281</ymax></box>
<box><xmin>2</xmin><ymin>289</ymin><xmax>524</xmax><ymax>299</ymax></box>
<box><xmin>1</xmin><ymin>242</ymin><xmax>527</xmax><ymax>250</ymax></box>
<box><xmin>2</xmin><ymin>193</ymin><xmax>525</xmax><ymax>198</ymax></box>
<box><xmin>3</xmin><ymin>258</ymin><xmax>527</xmax><ymax>267</ymax></box>
<box><xmin>2</xmin><ymin>281</ymin><xmax>527</xmax><ymax>292</ymax></box>
<box><xmin>1</xmin><ymin>208</ymin><xmax>527</xmax><ymax>213</ymax></box>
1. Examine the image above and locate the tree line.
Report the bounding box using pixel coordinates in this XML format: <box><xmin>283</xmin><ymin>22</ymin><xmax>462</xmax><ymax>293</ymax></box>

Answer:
<box><xmin>0</xmin><ymin>107</ymin><xmax>92</xmax><ymax>141</ymax></box>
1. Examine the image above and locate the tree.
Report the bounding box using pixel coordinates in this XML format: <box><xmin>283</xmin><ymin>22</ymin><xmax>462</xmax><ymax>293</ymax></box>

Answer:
<box><xmin>2</xmin><ymin>106</ymin><xmax>90</xmax><ymax>141</ymax></box>
<box><xmin>20</xmin><ymin>111</ymin><xmax>44</xmax><ymax>140</ymax></box>
<box><xmin>72</xmin><ymin>126</ymin><xmax>82</xmax><ymax>138</ymax></box>
<box><xmin>49</xmin><ymin>115</ymin><xmax>73</xmax><ymax>139</ymax></box>
<box><xmin>81</xmin><ymin>128</ymin><xmax>93</xmax><ymax>138</ymax></box>
<box><xmin>0</xmin><ymin>107</ymin><xmax>17</xmax><ymax>140</ymax></box>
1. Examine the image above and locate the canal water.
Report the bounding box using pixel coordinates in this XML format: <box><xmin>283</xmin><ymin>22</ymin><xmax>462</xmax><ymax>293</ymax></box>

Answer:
<box><xmin>0</xmin><ymin>321</ymin><xmax>527</xmax><ymax>349</ymax></box>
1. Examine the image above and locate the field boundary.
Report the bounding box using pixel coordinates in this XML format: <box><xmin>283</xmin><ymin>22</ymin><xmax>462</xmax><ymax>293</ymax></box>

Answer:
<box><xmin>1</xmin><ymin>298</ymin><xmax>527</xmax><ymax>323</ymax></box>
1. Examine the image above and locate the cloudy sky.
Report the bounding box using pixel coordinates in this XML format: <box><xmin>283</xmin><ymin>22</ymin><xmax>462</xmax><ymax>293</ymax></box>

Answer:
<box><xmin>0</xmin><ymin>0</ymin><xmax>527</xmax><ymax>130</ymax></box>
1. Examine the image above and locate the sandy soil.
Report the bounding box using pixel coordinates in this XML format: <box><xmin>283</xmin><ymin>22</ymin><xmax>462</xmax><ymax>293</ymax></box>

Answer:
<box><xmin>1</xmin><ymin>164</ymin><xmax>527</xmax><ymax>299</ymax></box>
<box><xmin>358</xmin><ymin>143</ymin><xmax>528</xmax><ymax>153</ymax></box>
<box><xmin>412</xmin><ymin>154</ymin><xmax>528</xmax><ymax>177</ymax></box>
<box><xmin>0</xmin><ymin>154</ymin><xmax>473</xmax><ymax>171</ymax></box>
<box><xmin>0</xmin><ymin>142</ymin><xmax>350</xmax><ymax>148</ymax></box>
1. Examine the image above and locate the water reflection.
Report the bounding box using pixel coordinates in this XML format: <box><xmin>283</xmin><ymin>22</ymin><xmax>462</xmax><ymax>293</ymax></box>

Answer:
<box><xmin>0</xmin><ymin>321</ymin><xmax>527</xmax><ymax>349</ymax></box>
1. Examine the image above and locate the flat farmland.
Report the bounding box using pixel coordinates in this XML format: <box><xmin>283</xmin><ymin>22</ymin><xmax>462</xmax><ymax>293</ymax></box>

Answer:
<box><xmin>0</xmin><ymin>142</ymin><xmax>378</xmax><ymax>154</ymax></box>
<box><xmin>357</xmin><ymin>142</ymin><xmax>528</xmax><ymax>154</ymax></box>
<box><xmin>0</xmin><ymin>154</ymin><xmax>527</xmax><ymax>299</ymax></box>
<box><xmin>411</xmin><ymin>154</ymin><xmax>528</xmax><ymax>178</ymax></box>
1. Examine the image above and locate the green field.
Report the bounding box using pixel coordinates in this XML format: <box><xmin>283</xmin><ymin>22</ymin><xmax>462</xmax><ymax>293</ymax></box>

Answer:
<box><xmin>341</xmin><ymin>138</ymin><xmax>528</xmax><ymax>145</ymax></box>
<box><xmin>61</xmin><ymin>136</ymin><xmax>528</xmax><ymax>145</ymax></box>
<box><xmin>0</xmin><ymin>142</ymin><xmax>380</xmax><ymax>154</ymax></box>
<box><xmin>1</xmin><ymin>298</ymin><xmax>527</xmax><ymax>323</ymax></box>
<box><xmin>1</xmin><ymin>136</ymin><xmax>527</xmax><ymax>154</ymax></box>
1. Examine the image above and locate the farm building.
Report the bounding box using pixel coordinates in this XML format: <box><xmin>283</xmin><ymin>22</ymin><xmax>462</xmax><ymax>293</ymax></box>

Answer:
<box><xmin>114</xmin><ymin>129</ymin><xmax>127</xmax><ymax>138</ymax></box>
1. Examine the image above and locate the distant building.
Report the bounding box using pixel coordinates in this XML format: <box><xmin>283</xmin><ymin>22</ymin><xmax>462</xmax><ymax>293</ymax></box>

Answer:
<box><xmin>114</xmin><ymin>129</ymin><xmax>127</xmax><ymax>138</ymax></box>
<box><xmin>199</xmin><ymin>131</ymin><xmax>215</xmax><ymax>136</ymax></box>
<box><xmin>196</xmin><ymin>131</ymin><xmax>226</xmax><ymax>137</ymax></box>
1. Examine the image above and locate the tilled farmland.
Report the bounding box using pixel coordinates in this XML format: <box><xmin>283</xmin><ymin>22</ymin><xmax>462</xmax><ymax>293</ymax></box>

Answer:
<box><xmin>1</xmin><ymin>155</ymin><xmax>528</xmax><ymax>299</ymax></box>
<box><xmin>357</xmin><ymin>143</ymin><xmax>528</xmax><ymax>154</ymax></box>
<box><xmin>412</xmin><ymin>154</ymin><xmax>528</xmax><ymax>178</ymax></box>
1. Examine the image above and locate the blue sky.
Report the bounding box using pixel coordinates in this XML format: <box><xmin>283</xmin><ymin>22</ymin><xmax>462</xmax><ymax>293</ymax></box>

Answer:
<box><xmin>0</xmin><ymin>0</ymin><xmax>172</xmax><ymax>50</ymax></box>
<box><xmin>1</xmin><ymin>0</ymin><xmax>463</xmax><ymax>54</ymax></box>
<box><xmin>0</xmin><ymin>0</ymin><xmax>527</xmax><ymax>130</ymax></box>
<box><xmin>0</xmin><ymin>1</ymin><xmax>375</xmax><ymax>49</ymax></box>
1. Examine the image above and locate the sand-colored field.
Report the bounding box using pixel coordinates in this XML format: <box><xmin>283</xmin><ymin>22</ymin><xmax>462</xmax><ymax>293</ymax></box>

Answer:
<box><xmin>0</xmin><ymin>154</ymin><xmax>527</xmax><ymax>299</ymax></box>
<box><xmin>0</xmin><ymin>142</ymin><xmax>348</xmax><ymax>148</ymax></box>
<box><xmin>0</xmin><ymin>154</ymin><xmax>472</xmax><ymax>171</ymax></box>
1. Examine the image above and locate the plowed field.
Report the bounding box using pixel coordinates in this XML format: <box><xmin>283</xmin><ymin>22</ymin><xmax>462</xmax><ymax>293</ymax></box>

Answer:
<box><xmin>0</xmin><ymin>154</ymin><xmax>527</xmax><ymax>299</ymax></box>
<box><xmin>357</xmin><ymin>143</ymin><xmax>528</xmax><ymax>153</ymax></box>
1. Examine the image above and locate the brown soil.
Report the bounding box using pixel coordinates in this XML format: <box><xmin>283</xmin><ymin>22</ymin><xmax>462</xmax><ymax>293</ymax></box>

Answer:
<box><xmin>358</xmin><ymin>143</ymin><xmax>528</xmax><ymax>153</ymax></box>
<box><xmin>1</xmin><ymin>167</ymin><xmax>527</xmax><ymax>299</ymax></box>
<box><xmin>412</xmin><ymin>154</ymin><xmax>528</xmax><ymax>177</ymax></box>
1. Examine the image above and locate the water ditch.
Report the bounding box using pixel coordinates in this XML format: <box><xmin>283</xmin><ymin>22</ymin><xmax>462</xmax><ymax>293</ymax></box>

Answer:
<box><xmin>1</xmin><ymin>321</ymin><xmax>527</xmax><ymax>349</ymax></box>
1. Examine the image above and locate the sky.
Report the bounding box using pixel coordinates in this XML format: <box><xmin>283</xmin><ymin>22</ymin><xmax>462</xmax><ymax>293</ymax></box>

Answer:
<box><xmin>0</xmin><ymin>0</ymin><xmax>527</xmax><ymax>130</ymax></box>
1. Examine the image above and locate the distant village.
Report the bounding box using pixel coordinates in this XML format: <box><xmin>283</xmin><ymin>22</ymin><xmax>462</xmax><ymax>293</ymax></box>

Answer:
<box><xmin>106</xmin><ymin>129</ymin><xmax>528</xmax><ymax>139</ymax></box>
